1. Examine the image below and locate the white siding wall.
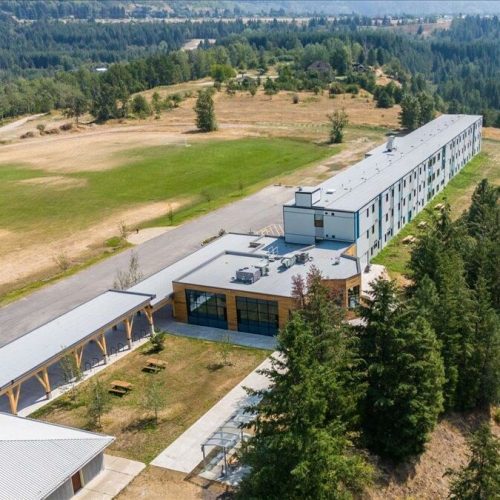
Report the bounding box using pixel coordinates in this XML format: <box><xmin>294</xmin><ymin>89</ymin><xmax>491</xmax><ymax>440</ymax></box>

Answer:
<box><xmin>357</xmin><ymin>117</ymin><xmax>482</xmax><ymax>260</ymax></box>
<box><xmin>283</xmin><ymin>117</ymin><xmax>482</xmax><ymax>257</ymax></box>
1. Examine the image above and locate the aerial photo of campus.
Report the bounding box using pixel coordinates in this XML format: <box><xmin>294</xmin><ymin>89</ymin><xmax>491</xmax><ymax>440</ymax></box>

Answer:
<box><xmin>0</xmin><ymin>1</ymin><xmax>498</xmax><ymax>499</ymax></box>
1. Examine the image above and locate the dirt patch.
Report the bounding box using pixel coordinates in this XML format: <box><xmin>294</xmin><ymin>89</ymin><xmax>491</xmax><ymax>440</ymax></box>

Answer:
<box><xmin>117</xmin><ymin>466</ymin><xmax>230</xmax><ymax>500</ymax></box>
<box><xmin>368</xmin><ymin>412</ymin><xmax>496</xmax><ymax>500</ymax></box>
<box><xmin>18</xmin><ymin>176</ymin><xmax>87</xmax><ymax>190</ymax></box>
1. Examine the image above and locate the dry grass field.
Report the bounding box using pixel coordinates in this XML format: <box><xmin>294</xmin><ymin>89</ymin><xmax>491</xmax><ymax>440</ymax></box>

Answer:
<box><xmin>0</xmin><ymin>84</ymin><xmax>396</xmax><ymax>297</ymax></box>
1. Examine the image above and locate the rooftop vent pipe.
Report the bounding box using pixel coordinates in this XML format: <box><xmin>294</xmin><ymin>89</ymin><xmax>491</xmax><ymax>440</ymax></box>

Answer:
<box><xmin>387</xmin><ymin>135</ymin><xmax>396</xmax><ymax>152</ymax></box>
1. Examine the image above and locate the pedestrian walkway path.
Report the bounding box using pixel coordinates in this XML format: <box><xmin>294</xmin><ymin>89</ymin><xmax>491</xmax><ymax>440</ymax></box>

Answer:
<box><xmin>156</xmin><ymin>314</ymin><xmax>277</xmax><ymax>351</ymax></box>
<box><xmin>74</xmin><ymin>455</ymin><xmax>145</xmax><ymax>500</ymax></box>
<box><xmin>151</xmin><ymin>355</ymin><xmax>275</xmax><ymax>474</ymax></box>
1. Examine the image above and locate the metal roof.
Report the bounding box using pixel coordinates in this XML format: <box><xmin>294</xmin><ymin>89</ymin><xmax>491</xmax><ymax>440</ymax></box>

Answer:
<box><xmin>286</xmin><ymin>114</ymin><xmax>481</xmax><ymax>212</ymax></box>
<box><xmin>0</xmin><ymin>290</ymin><xmax>153</xmax><ymax>392</ymax></box>
<box><xmin>0</xmin><ymin>413</ymin><xmax>113</xmax><ymax>500</ymax></box>
<box><xmin>175</xmin><ymin>238</ymin><xmax>359</xmax><ymax>297</ymax></box>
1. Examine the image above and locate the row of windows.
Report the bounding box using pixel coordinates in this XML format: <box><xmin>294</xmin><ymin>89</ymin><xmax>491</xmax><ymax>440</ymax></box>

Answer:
<box><xmin>186</xmin><ymin>289</ymin><xmax>280</xmax><ymax>336</ymax></box>
<box><xmin>236</xmin><ymin>297</ymin><xmax>279</xmax><ymax>336</ymax></box>
<box><xmin>186</xmin><ymin>289</ymin><xmax>227</xmax><ymax>329</ymax></box>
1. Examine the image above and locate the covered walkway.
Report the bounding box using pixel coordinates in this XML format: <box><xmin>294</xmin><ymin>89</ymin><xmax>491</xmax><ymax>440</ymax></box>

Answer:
<box><xmin>0</xmin><ymin>290</ymin><xmax>154</xmax><ymax>414</ymax></box>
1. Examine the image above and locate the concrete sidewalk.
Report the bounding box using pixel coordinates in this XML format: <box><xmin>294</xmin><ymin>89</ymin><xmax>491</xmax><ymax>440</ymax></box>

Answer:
<box><xmin>151</xmin><ymin>355</ymin><xmax>275</xmax><ymax>474</ymax></box>
<box><xmin>156</xmin><ymin>311</ymin><xmax>277</xmax><ymax>351</ymax></box>
<box><xmin>75</xmin><ymin>455</ymin><xmax>145</xmax><ymax>500</ymax></box>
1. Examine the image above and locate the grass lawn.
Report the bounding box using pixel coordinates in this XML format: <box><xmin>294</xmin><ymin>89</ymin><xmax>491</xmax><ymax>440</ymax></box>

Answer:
<box><xmin>372</xmin><ymin>141</ymin><xmax>500</xmax><ymax>281</ymax></box>
<box><xmin>0</xmin><ymin>138</ymin><xmax>332</xmax><ymax>234</ymax></box>
<box><xmin>31</xmin><ymin>334</ymin><xmax>270</xmax><ymax>464</ymax></box>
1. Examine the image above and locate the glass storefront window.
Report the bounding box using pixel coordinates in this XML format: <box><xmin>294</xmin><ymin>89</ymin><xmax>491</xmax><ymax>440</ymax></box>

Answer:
<box><xmin>236</xmin><ymin>296</ymin><xmax>279</xmax><ymax>336</ymax></box>
<box><xmin>348</xmin><ymin>285</ymin><xmax>360</xmax><ymax>309</ymax></box>
<box><xmin>186</xmin><ymin>289</ymin><xmax>227</xmax><ymax>329</ymax></box>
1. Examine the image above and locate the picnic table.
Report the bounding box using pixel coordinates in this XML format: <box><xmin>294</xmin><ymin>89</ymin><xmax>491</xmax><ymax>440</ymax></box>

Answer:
<box><xmin>109</xmin><ymin>380</ymin><xmax>133</xmax><ymax>396</ymax></box>
<box><xmin>143</xmin><ymin>358</ymin><xmax>168</xmax><ymax>373</ymax></box>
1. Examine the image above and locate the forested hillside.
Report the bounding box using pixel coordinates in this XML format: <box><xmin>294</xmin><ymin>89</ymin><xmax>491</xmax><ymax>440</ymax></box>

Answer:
<box><xmin>0</xmin><ymin>15</ymin><xmax>498</xmax><ymax>127</ymax></box>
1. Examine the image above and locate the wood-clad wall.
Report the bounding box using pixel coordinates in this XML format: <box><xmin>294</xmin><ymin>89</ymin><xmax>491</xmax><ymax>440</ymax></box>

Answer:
<box><xmin>172</xmin><ymin>282</ymin><xmax>295</xmax><ymax>331</ymax></box>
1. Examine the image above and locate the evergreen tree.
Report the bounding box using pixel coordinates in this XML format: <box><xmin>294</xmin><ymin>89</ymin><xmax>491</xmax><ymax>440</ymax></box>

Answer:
<box><xmin>130</xmin><ymin>94</ymin><xmax>151</xmax><ymax>118</ymax></box>
<box><xmin>194</xmin><ymin>89</ymin><xmax>217</xmax><ymax>132</ymax></box>
<box><xmin>417</xmin><ymin>92</ymin><xmax>436</xmax><ymax>125</ymax></box>
<box><xmin>358</xmin><ymin>279</ymin><xmax>445</xmax><ymax>460</ymax></box>
<box><xmin>237</xmin><ymin>313</ymin><xmax>372</xmax><ymax>499</ymax></box>
<box><xmin>376</xmin><ymin>88</ymin><xmax>395</xmax><ymax>108</ymax></box>
<box><xmin>447</xmin><ymin>425</ymin><xmax>500</xmax><ymax>500</ymax></box>
<box><xmin>399</xmin><ymin>94</ymin><xmax>421</xmax><ymax>130</ymax></box>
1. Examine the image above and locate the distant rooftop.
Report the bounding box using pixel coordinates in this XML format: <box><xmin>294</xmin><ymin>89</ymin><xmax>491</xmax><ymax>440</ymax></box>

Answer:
<box><xmin>0</xmin><ymin>413</ymin><xmax>113</xmax><ymax>500</ymax></box>
<box><xmin>286</xmin><ymin>114</ymin><xmax>481</xmax><ymax>213</ymax></box>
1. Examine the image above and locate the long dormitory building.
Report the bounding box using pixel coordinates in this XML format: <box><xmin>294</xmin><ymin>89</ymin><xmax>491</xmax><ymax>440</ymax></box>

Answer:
<box><xmin>283</xmin><ymin>114</ymin><xmax>482</xmax><ymax>265</ymax></box>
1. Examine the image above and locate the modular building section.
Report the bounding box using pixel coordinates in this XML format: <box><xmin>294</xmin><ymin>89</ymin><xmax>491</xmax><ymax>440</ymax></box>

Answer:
<box><xmin>171</xmin><ymin>238</ymin><xmax>361</xmax><ymax>336</ymax></box>
<box><xmin>283</xmin><ymin>114</ymin><xmax>482</xmax><ymax>264</ymax></box>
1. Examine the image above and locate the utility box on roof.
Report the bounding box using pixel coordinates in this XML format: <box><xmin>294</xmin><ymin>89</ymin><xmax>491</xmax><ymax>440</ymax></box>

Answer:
<box><xmin>295</xmin><ymin>186</ymin><xmax>321</xmax><ymax>208</ymax></box>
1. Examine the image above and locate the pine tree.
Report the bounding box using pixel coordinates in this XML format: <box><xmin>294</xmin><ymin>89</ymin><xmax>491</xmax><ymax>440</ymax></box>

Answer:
<box><xmin>447</xmin><ymin>425</ymin><xmax>500</xmax><ymax>500</ymax></box>
<box><xmin>194</xmin><ymin>89</ymin><xmax>217</xmax><ymax>132</ymax></box>
<box><xmin>399</xmin><ymin>94</ymin><xmax>421</xmax><ymax>130</ymax></box>
<box><xmin>358</xmin><ymin>279</ymin><xmax>445</xmax><ymax>460</ymax></box>
<box><xmin>237</xmin><ymin>314</ymin><xmax>372</xmax><ymax>499</ymax></box>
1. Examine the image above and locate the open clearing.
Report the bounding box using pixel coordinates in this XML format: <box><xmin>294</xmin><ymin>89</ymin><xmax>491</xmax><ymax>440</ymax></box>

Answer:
<box><xmin>0</xmin><ymin>85</ymin><xmax>393</xmax><ymax>296</ymax></box>
<box><xmin>31</xmin><ymin>334</ymin><xmax>269</xmax><ymax>464</ymax></box>
<box><xmin>372</xmin><ymin>139</ymin><xmax>500</xmax><ymax>282</ymax></box>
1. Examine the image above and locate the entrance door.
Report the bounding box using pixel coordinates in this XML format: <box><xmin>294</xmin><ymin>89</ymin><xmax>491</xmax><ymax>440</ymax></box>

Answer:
<box><xmin>71</xmin><ymin>471</ymin><xmax>83</xmax><ymax>494</ymax></box>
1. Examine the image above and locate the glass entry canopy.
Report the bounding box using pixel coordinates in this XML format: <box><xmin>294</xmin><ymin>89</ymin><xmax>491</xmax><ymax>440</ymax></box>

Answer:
<box><xmin>186</xmin><ymin>289</ymin><xmax>227</xmax><ymax>329</ymax></box>
<box><xmin>236</xmin><ymin>296</ymin><xmax>279</xmax><ymax>336</ymax></box>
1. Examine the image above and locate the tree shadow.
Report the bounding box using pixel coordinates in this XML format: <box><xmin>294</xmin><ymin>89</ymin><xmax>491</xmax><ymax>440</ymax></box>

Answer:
<box><xmin>206</xmin><ymin>362</ymin><xmax>224</xmax><ymax>372</ymax></box>
<box><xmin>122</xmin><ymin>416</ymin><xmax>157</xmax><ymax>433</ymax></box>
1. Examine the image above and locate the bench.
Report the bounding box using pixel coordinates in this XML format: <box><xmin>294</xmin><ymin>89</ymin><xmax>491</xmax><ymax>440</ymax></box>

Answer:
<box><xmin>143</xmin><ymin>358</ymin><xmax>167</xmax><ymax>373</ymax></box>
<box><xmin>109</xmin><ymin>380</ymin><xmax>133</xmax><ymax>396</ymax></box>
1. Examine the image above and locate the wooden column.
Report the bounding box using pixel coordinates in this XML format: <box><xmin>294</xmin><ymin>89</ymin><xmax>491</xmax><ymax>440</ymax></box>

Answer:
<box><xmin>73</xmin><ymin>346</ymin><xmax>84</xmax><ymax>369</ymax></box>
<box><xmin>6</xmin><ymin>384</ymin><xmax>21</xmax><ymax>415</ymax></box>
<box><xmin>35</xmin><ymin>368</ymin><xmax>52</xmax><ymax>399</ymax></box>
<box><xmin>95</xmin><ymin>333</ymin><xmax>108</xmax><ymax>363</ymax></box>
<box><xmin>143</xmin><ymin>306</ymin><xmax>155</xmax><ymax>335</ymax></box>
<box><xmin>123</xmin><ymin>317</ymin><xmax>133</xmax><ymax>349</ymax></box>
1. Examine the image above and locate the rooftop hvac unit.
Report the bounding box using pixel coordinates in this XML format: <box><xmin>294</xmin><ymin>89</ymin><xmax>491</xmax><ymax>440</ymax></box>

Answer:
<box><xmin>236</xmin><ymin>266</ymin><xmax>261</xmax><ymax>284</ymax></box>
<box><xmin>255</xmin><ymin>262</ymin><xmax>270</xmax><ymax>276</ymax></box>
<box><xmin>332</xmin><ymin>257</ymin><xmax>341</xmax><ymax>266</ymax></box>
<box><xmin>295</xmin><ymin>252</ymin><xmax>310</xmax><ymax>264</ymax></box>
<box><xmin>281</xmin><ymin>255</ymin><xmax>297</xmax><ymax>269</ymax></box>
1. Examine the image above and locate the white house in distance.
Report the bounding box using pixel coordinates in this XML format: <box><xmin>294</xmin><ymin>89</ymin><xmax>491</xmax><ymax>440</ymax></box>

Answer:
<box><xmin>283</xmin><ymin>114</ymin><xmax>482</xmax><ymax>265</ymax></box>
<box><xmin>0</xmin><ymin>413</ymin><xmax>113</xmax><ymax>500</ymax></box>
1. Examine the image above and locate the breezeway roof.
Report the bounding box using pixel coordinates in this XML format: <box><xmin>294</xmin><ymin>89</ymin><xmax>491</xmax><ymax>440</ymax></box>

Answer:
<box><xmin>0</xmin><ymin>412</ymin><xmax>113</xmax><ymax>500</ymax></box>
<box><xmin>0</xmin><ymin>290</ymin><xmax>154</xmax><ymax>392</ymax></box>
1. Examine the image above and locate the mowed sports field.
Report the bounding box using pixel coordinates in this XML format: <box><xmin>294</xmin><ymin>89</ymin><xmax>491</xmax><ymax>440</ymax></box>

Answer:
<box><xmin>0</xmin><ymin>85</ymin><xmax>398</xmax><ymax>295</ymax></box>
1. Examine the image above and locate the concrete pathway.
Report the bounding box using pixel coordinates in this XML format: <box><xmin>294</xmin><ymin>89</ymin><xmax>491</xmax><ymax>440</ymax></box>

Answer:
<box><xmin>151</xmin><ymin>355</ymin><xmax>275</xmax><ymax>474</ymax></box>
<box><xmin>156</xmin><ymin>309</ymin><xmax>277</xmax><ymax>351</ymax></box>
<box><xmin>74</xmin><ymin>455</ymin><xmax>145</xmax><ymax>500</ymax></box>
<box><xmin>0</xmin><ymin>184</ymin><xmax>294</xmax><ymax>347</ymax></box>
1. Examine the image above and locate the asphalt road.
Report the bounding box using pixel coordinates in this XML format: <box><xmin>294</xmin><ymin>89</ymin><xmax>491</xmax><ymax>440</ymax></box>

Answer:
<box><xmin>0</xmin><ymin>185</ymin><xmax>294</xmax><ymax>347</ymax></box>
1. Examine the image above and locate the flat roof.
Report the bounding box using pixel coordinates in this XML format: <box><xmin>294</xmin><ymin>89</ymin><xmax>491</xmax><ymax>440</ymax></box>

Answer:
<box><xmin>0</xmin><ymin>290</ymin><xmax>153</xmax><ymax>392</ymax></box>
<box><xmin>0</xmin><ymin>412</ymin><xmax>113</xmax><ymax>500</ymax></box>
<box><xmin>129</xmin><ymin>233</ymin><xmax>267</xmax><ymax>307</ymax></box>
<box><xmin>174</xmin><ymin>239</ymin><xmax>359</xmax><ymax>298</ymax></box>
<box><xmin>286</xmin><ymin>114</ymin><xmax>481</xmax><ymax>212</ymax></box>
